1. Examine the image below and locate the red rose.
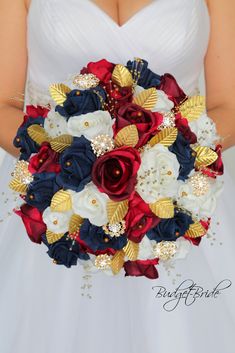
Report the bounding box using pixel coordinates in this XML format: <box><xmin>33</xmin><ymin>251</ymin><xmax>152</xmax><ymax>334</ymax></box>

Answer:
<box><xmin>14</xmin><ymin>204</ymin><xmax>46</xmax><ymax>244</ymax></box>
<box><xmin>104</xmin><ymin>83</ymin><xmax>133</xmax><ymax>115</ymax></box>
<box><xmin>81</xmin><ymin>59</ymin><xmax>115</xmax><ymax>84</ymax></box>
<box><xmin>20</xmin><ymin>105</ymin><xmax>49</xmax><ymax>127</ymax></box>
<box><xmin>159</xmin><ymin>73</ymin><xmax>187</xmax><ymax>106</ymax></box>
<box><xmin>124</xmin><ymin>258</ymin><xmax>159</xmax><ymax>279</ymax></box>
<box><xmin>114</xmin><ymin>103</ymin><xmax>163</xmax><ymax>148</ymax></box>
<box><xmin>28</xmin><ymin>142</ymin><xmax>61</xmax><ymax>174</ymax></box>
<box><xmin>125</xmin><ymin>193</ymin><xmax>160</xmax><ymax>243</ymax></box>
<box><xmin>175</xmin><ymin>113</ymin><xmax>197</xmax><ymax>144</ymax></box>
<box><xmin>201</xmin><ymin>145</ymin><xmax>224</xmax><ymax>178</ymax></box>
<box><xmin>92</xmin><ymin>146</ymin><xmax>141</xmax><ymax>201</ymax></box>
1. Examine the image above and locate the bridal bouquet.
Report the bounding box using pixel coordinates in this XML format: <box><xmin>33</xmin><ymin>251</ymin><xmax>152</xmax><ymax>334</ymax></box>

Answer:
<box><xmin>9</xmin><ymin>58</ymin><xmax>224</xmax><ymax>279</ymax></box>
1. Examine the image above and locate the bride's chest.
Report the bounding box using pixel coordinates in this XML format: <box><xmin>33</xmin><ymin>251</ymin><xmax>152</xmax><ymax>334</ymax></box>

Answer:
<box><xmin>27</xmin><ymin>0</ymin><xmax>210</xmax><ymax>89</ymax></box>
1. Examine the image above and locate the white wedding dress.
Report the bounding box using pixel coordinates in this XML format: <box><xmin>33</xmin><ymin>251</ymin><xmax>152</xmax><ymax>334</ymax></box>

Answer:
<box><xmin>0</xmin><ymin>0</ymin><xmax>235</xmax><ymax>352</ymax></box>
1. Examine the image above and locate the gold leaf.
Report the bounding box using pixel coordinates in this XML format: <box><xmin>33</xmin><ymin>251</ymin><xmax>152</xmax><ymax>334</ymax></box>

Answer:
<box><xmin>149</xmin><ymin>198</ymin><xmax>174</xmax><ymax>219</ymax></box>
<box><xmin>27</xmin><ymin>124</ymin><xmax>51</xmax><ymax>145</ymax></box>
<box><xmin>179</xmin><ymin>96</ymin><xmax>205</xmax><ymax>122</ymax></box>
<box><xmin>193</xmin><ymin>146</ymin><xmax>218</xmax><ymax>168</ymax></box>
<box><xmin>107</xmin><ymin>199</ymin><xmax>129</xmax><ymax>224</ymax></box>
<box><xmin>69</xmin><ymin>214</ymin><xmax>83</xmax><ymax>234</ymax></box>
<box><xmin>9</xmin><ymin>178</ymin><xmax>28</xmax><ymax>194</ymax></box>
<box><xmin>115</xmin><ymin>125</ymin><xmax>139</xmax><ymax>147</ymax></box>
<box><xmin>50</xmin><ymin>190</ymin><xmax>72</xmax><ymax>212</ymax></box>
<box><xmin>110</xmin><ymin>250</ymin><xmax>125</xmax><ymax>275</ymax></box>
<box><xmin>111</xmin><ymin>64</ymin><xmax>133</xmax><ymax>88</ymax></box>
<box><xmin>46</xmin><ymin>230</ymin><xmax>64</xmax><ymax>244</ymax></box>
<box><xmin>133</xmin><ymin>87</ymin><xmax>157</xmax><ymax>110</ymax></box>
<box><xmin>148</xmin><ymin>127</ymin><xmax>178</xmax><ymax>147</ymax></box>
<box><xmin>185</xmin><ymin>222</ymin><xmax>206</xmax><ymax>238</ymax></box>
<box><xmin>50</xmin><ymin>134</ymin><xmax>73</xmax><ymax>153</ymax></box>
<box><xmin>123</xmin><ymin>240</ymin><xmax>139</xmax><ymax>261</ymax></box>
<box><xmin>49</xmin><ymin>83</ymin><xmax>71</xmax><ymax>105</ymax></box>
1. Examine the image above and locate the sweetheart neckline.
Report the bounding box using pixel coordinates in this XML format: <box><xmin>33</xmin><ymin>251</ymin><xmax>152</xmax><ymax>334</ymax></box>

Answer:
<box><xmin>88</xmin><ymin>0</ymin><xmax>157</xmax><ymax>28</ymax></box>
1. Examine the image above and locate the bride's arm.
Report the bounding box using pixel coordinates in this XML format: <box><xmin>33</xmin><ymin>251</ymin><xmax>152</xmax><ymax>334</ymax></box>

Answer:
<box><xmin>0</xmin><ymin>0</ymin><xmax>28</xmax><ymax>156</ymax></box>
<box><xmin>205</xmin><ymin>0</ymin><xmax>235</xmax><ymax>150</ymax></box>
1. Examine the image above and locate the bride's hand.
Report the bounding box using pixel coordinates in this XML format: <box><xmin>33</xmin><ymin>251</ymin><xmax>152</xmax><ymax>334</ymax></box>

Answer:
<box><xmin>205</xmin><ymin>0</ymin><xmax>235</xmax><ymax>150</ymax></box>
<box><xmin>0</xmin><ymin>0</ymin><xmax>28</xmax><ymax>156</ymax></box>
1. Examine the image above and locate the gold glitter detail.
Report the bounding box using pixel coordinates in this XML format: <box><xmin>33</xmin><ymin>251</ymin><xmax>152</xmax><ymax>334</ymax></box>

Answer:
<box><xmin>153</xmin><ymin>241</ymin><xmax>177</xmax><ymax>261</ymax></box>
<box><xmin>91</xmin><ymin>134</ymin><xmax>115</xmax><ymax>157</ymax></box>
<box><xmin>103</xmin><ymin>220</ymin><xmax>126</xmax><ymax>237</ymax></box>
<box><xmin>95</xmin><ymin>254</ymin><xmax>112</xmax><ymax>270</ymax></box>
<box><xmin>189</xmin><ymin>173</ymin><xmax>210</xmax><ymax>196</ymax></box>
<box><xmin>158</xmin><ymin>112</ymin><xmax>176</xmax><ymax>130</ymax></box>
<box><xmin>10</xmin><ymin>160</ymin><xmax>33</xmax><ymax>185</ymax></box>
<box><xmin>73</xmin><ymin>73</ymin><xmax>100</xmax><ymax>89</ymax></box>
<box><xmin>181</xmin><ymin>191</ymin><xmax>188</xmax><ymax>197</ymax></box>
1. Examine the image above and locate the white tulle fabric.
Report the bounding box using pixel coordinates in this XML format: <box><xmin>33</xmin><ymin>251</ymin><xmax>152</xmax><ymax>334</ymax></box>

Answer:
<box><xmin>0</xmin><ymin>1</ymin><xmax>235</xmax><ymax>352</ymax></box>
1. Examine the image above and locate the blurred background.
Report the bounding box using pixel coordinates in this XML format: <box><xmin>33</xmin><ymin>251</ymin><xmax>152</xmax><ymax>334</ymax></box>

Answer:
<box><xmin>0</xmin><ymin>71</ymin><xmax>234</xmax><ymax>180</ymax></box>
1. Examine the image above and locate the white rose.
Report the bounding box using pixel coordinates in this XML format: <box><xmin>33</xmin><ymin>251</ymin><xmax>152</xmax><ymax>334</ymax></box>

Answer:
<box><xmin>67</xmin><ymin>110</ymin><xmax>114</xmax><ymax>140</ymax></box>
<box><xmin>44</xmin><ymin>110</ymin><xmax>68</xmax><ymax>138</ymax></box>
<box><xmin>177</xmin><ymin>174</ymin><xmax>224</xmax><ymax>219</ymax></box>
<box><xmin>136</xmin><ymin>144</ymin><xmax>180</xmax><ymax>203</ymax></box>
<box><xmin>72</xmin><ymin>182</ymin><xmax>109</xmax><ymax>226</ymax></box>
<box><xmin>138</xmin><ymin>236</ymin><xmax>156</xmax><ymax>260</ymax></box>
<box><xmin>158</xmin><ymin>237</ymin><xmax>192</xmax><ymax>267</ymax></box>
<box><xmin>42</xmin><ymin>207</ymin><xmax>72</xmax><ymax>233</ymax></box>
<box><xmin>189</xmin><ymin>113</ymin><xmax>218</xmax><ymax>148</ymax></box>
<box><xmin>86</xmin><ymin>255</ymin><xmax>124</xmax><ymax>276</ymax></box>
<box><xmin>134</xmin><ymin>86</ymin><xmax>173</xmax><ymax>112</ymax></box>
<box><xmin>152</xmin><ymin>90</ymin><xmax>174</xmax><ymax>112</ymax></box>
<box><xmin>174</xmin><ymin>237</ymin><xmax>192</xmax><ymax>260</ymax></box>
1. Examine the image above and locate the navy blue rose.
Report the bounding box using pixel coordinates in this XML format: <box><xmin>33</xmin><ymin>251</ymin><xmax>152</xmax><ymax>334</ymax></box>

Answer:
<box><xmin>42</xmin><ymin>234</ymin><xmax>90</xmax><ymax>268</ymax></box>
<box><xmin>79</xmin><ymin>220</ymin><xmax>127</xmax><ymax>251</ymax></box>
<box><xmin>56</xmin><ymin>136</ymin><xmax>96</xmax><ymax>192</ymax></box>
<box><xmin>26</xmin><ymin>172</ymin><xmax>60</xmax><ymax>211</ymax></box>
<box><xmin>169</xmin><ymin>133</ymin><xmax>196</xmax><ymax>181</ymax></box>
<box><xmin>13</xmin><ymin>117</ymin><xmax>44</xmax><ymax>160</ymax></box>
<box><xmin>126</xmin><ymin>59</ymin><xmax>161</xmax><ymax>89</ymax></box>
<box><xmin>147</xmin><ymin>210</ymin><xmax>193</xmax><ymax>242</ymax></box>
<box><xmin>55</xmin><ymin>87</ymin><xmax>106</xmax><ymax>120</ymax></box>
